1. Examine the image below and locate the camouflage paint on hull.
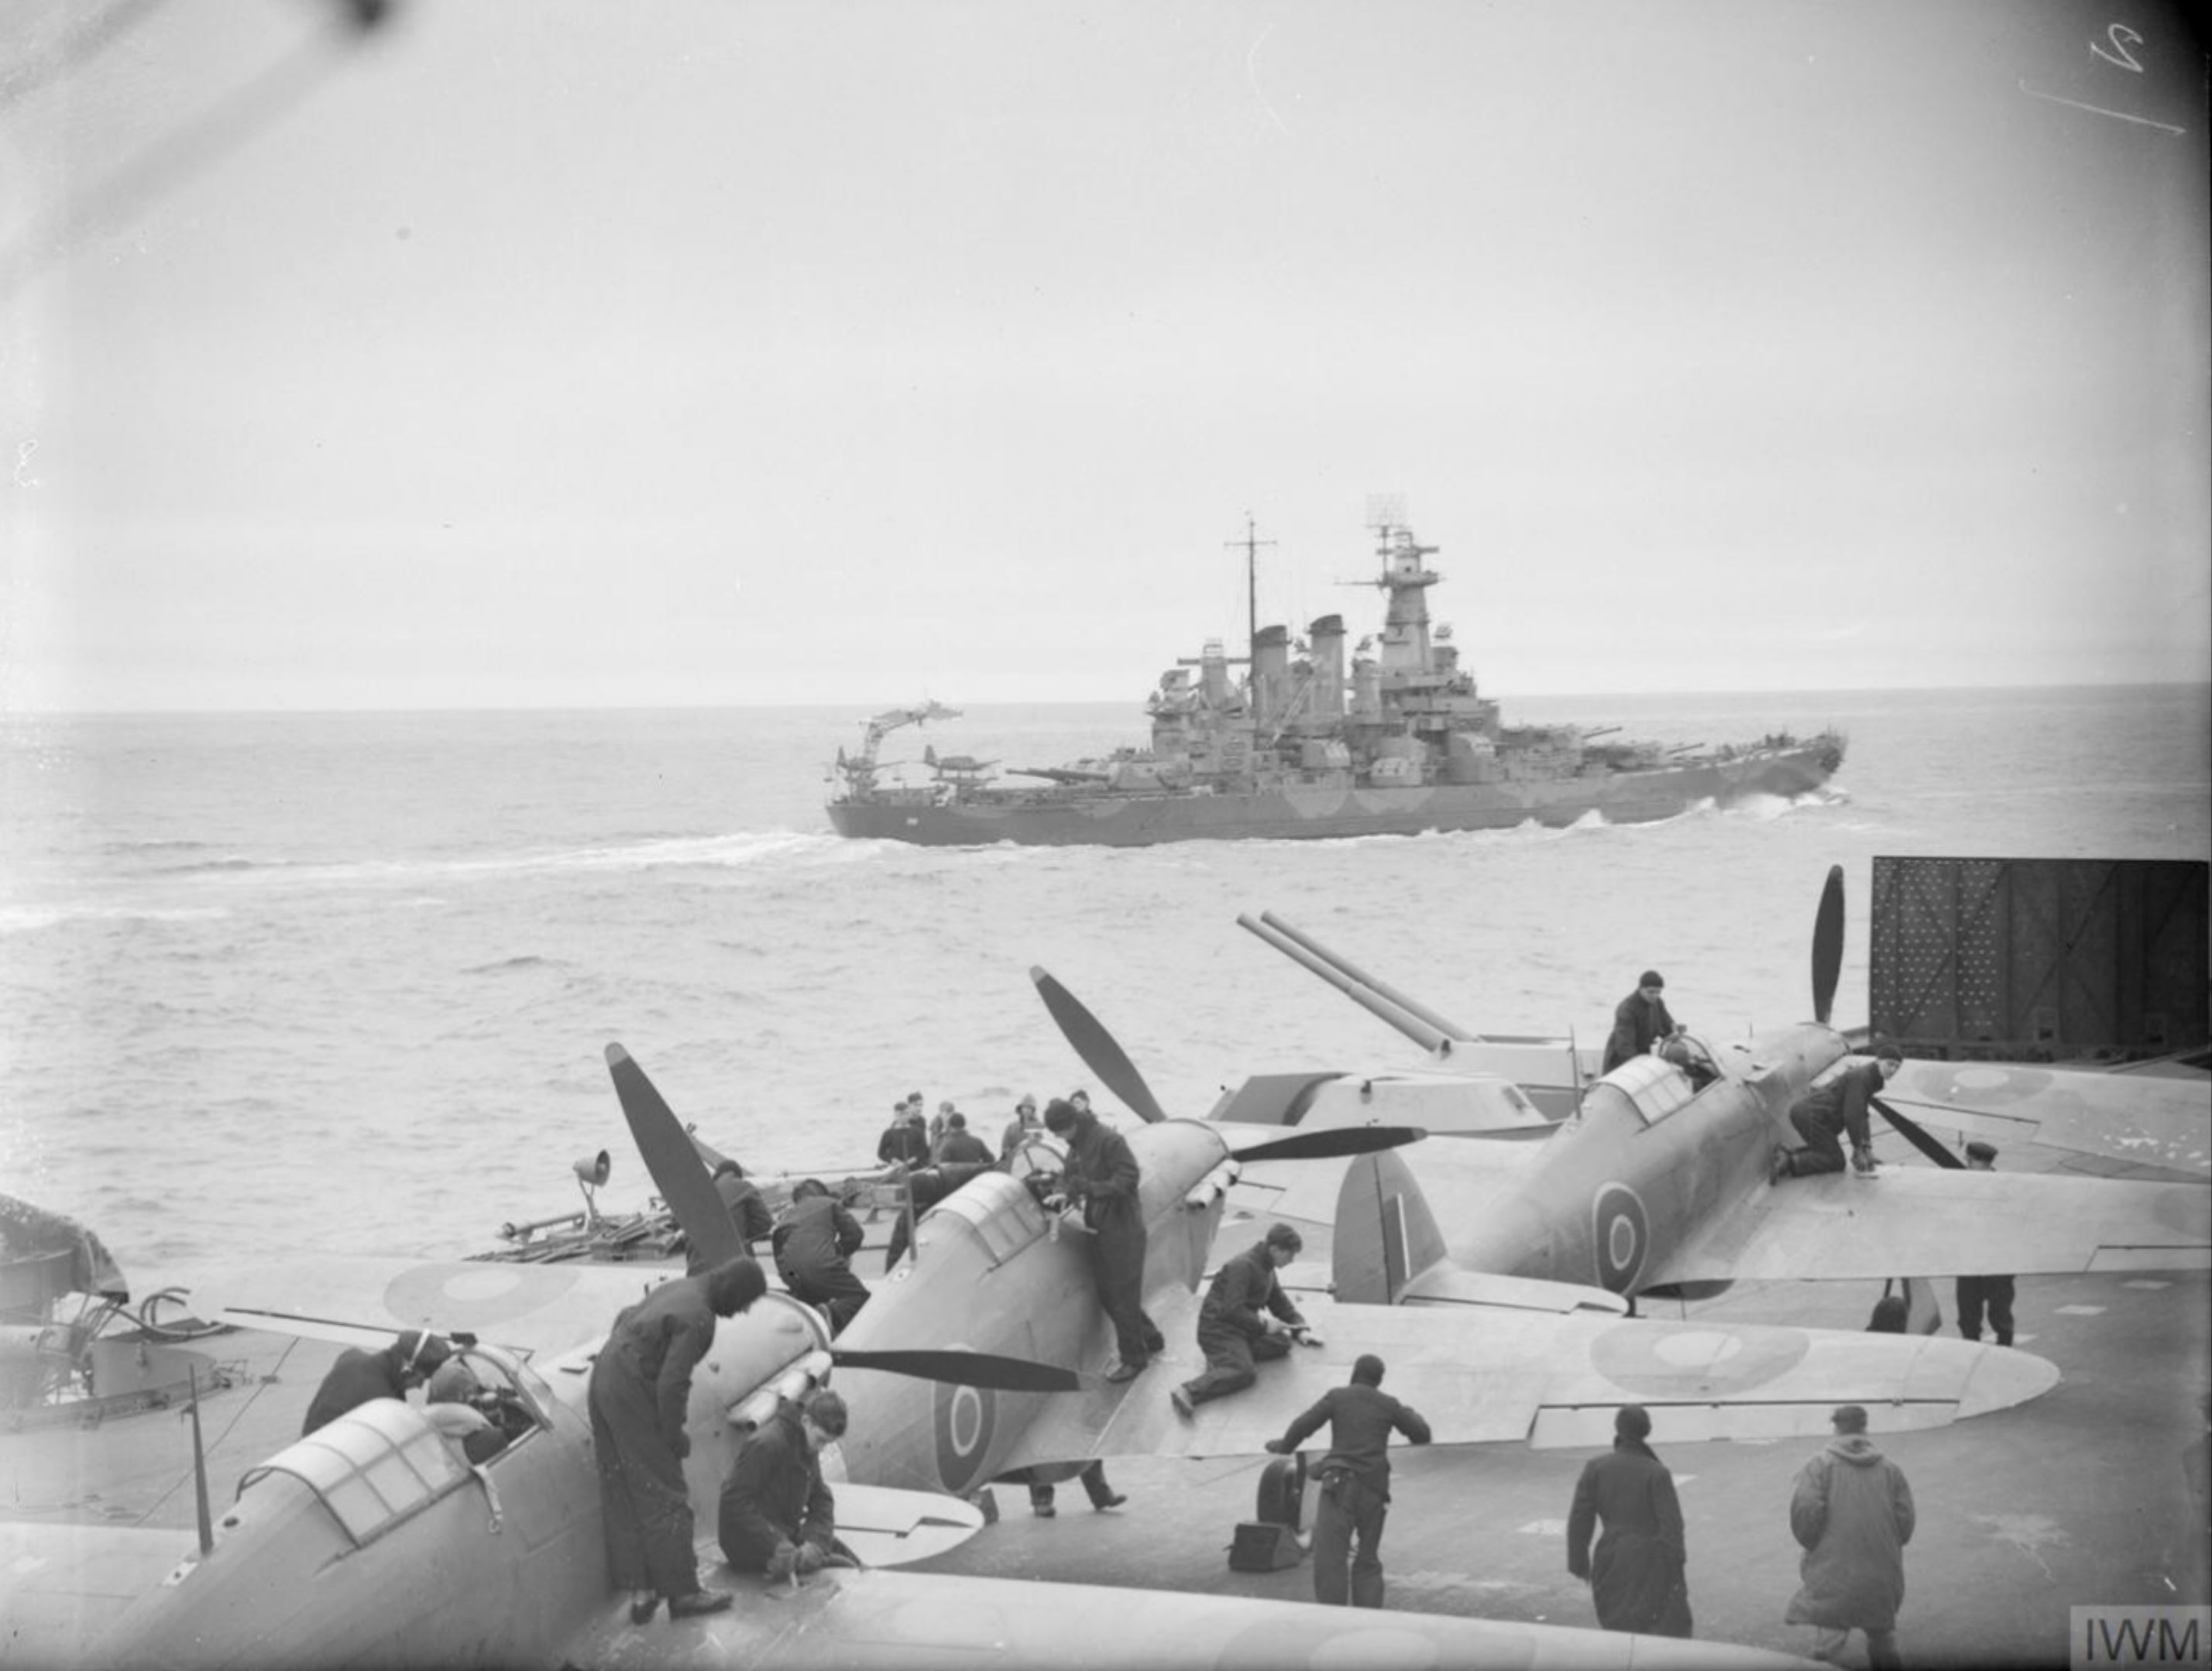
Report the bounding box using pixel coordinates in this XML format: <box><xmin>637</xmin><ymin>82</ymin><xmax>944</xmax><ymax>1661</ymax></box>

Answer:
<box><xmin>827</xmin><ymin>738</ymin><xmax>1841</xmax><ymax>848</ymax></box>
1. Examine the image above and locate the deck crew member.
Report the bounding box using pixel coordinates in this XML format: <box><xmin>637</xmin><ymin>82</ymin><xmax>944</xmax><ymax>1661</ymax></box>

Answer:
<box><xmin>873</xmin><ymin>1103</ymin><xmax>931</xmax><ymax>1222</ymax></box>
<box><xmin>1170</xmin><ymin>1223</ymin><xmax>1312</xmax><ymax>1419</ymax></box>
<box><xmin>301</xmin><ymin>1329</ymin><xmax>452</xmax><ymax>1436</ymax></box>
<box><xmin>1785</xmin><ymin>1404</ymin><xmax>1915</xmax><ymax>1669</ymax></box>
<box><xmin>709</xmin><ymin>1161</ymin><xmax>775</xmax><ymax>1253</ymax></box>
<box><xmin>1771</xmin><ymin>1043</ymin><xmax>1901</xmax><ymax>1182</ymax></box>
<box><xmin>1264</xmin><ymin>1353</ymin><xmax>1431</xmax><ymax>1607</ymax></box>
<box><xmin>1602</xmin><ymin>971</ymin><xmax>1679</xmax><ymax>1074</ymax></box>
<box><xmin>719</xmin><ymin>1389</ymin><xmax>854</xmax><ymax>1580</ymax></box>
<box><xmin>1017</xmin><ymin>1460</ymin><xmax>1126</xmax><ymax>1518</ymax></box>
<box><xmin>424</xmin><ymin>1357</ymin><xmax>519</xmax><ymax>1465</ymax></box>
<box><xmin>876</xmin><ymin>1103</ymin><xmax>930</xmax><ymax>1168</ymax></box>
<box><xmin>1001</xmin><ymin>1093</ymin><xmax>1044</xmax><ymax>1160</ymax></box>
<box><xmin>933</xmin><ymin>1110</ymin><xmax>994</xmax><ymax>1166</ymax></box>
<box><xmin>1041</xmin><ymin>1093</ymin><xmax>1163</xmax><ymax>1381</ymax></box>
<box><xmin>1565</xmin><ymin>1404</ymin><xmax>1693</xmax><ymax>1637</ymax></box>
<box><xmin>772</xmin><ymin>1179</ymin><xmax>871</xmax><ymax>1335</ymax></box>
<box><xmin>1953</xmin><ymin>1141</ymin><xmax>2017</xmax><ymax>1346</ymax></box>
<box><xmin>589</xmin><ymin>1257</ymin><xmax>766</xmax><ymax>1624</ymax></box>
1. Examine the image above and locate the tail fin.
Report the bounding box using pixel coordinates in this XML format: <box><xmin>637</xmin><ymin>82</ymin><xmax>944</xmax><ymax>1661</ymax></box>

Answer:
<box><xmin>1332</xmin><ymin>1150</ymin><xmax>1448</xmax><ymax>1305</ymax></box>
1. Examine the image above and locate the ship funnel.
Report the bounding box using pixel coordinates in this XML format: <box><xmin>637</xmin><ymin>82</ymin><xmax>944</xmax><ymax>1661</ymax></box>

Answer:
<box><xmin>1252</xmin><ymin>625</ymin><xmax>1289</xmax><ymax>728</ymax></box>
<box><xmin>1200</xmin><ymin>639</ymin><xmax>1233</xmax><ymax>709</ymax></box>
<box><xmin>1309</xmin><ymin>615</ymin><xmax>1346</xmax><ymax>720</ymax></box>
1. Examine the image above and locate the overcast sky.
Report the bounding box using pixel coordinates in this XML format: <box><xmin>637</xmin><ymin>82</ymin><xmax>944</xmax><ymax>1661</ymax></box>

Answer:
<box><xmin>2</xmin><ymin>0</ymin><xmax>2205</xmax><ymax>711</ymax></box>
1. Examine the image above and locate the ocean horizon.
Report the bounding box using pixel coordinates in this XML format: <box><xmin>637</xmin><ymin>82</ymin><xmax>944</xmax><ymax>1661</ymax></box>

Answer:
<box><xmin>3</xmin><ymin>681</ymin><xmax>2206</xmax><ymax>1282</ymax></box>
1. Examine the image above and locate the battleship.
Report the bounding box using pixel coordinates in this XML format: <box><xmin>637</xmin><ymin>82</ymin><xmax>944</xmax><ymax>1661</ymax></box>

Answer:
<box><xmin>826</xmin><ymin>517</ymin><xmax>1845</xmax><ymax>846</ymax></box>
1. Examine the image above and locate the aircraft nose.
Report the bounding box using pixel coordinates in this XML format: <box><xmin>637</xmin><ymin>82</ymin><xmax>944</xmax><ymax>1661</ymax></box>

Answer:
<box><xmin>1953</xmin><ymin>1342</ymin><xmax>2063</xmax><ymax>1420</ymax></box>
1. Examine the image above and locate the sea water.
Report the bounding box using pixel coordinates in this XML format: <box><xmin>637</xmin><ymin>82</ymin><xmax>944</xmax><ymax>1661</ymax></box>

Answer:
<box><xmin>1</xmin><ymin>685</ymin><xmax>2204</xmax><ymax>1282</ymax></box>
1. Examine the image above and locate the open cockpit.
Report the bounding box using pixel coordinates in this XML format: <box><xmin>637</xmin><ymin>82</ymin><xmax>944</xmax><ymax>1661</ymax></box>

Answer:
<box><xmin>230</xmin><ymin>1343</ymin><xmax>550</xmax><ymax>1549</ymax></box>
<box><xmin>1577</xmin><ymin>1041</ymin><xmax>1721</xmax><ymax>1130</ymax></box>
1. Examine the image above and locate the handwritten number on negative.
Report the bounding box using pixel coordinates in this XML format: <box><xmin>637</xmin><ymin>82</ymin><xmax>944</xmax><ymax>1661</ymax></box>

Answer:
<box><xmin>2089</xmin><ymin>23</ymin><xmax>2145</xmax><ymax>73</ymax></box>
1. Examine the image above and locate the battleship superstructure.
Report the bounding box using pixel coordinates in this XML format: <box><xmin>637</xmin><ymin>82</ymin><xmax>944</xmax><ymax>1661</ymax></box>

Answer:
<box><xmin>826</xmin><ymin>520</ymin><xmax>1844</xmax><ymax>847</ymax></box>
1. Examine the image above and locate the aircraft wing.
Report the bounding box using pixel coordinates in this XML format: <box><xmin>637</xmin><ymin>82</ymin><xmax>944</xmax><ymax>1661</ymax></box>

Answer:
<box><xmin>1877</xmin><ymin>1059</ymin><xmax>2209</xmax><ymax>1179</ymax></box>
<box><xmin>558</xmin><ymin>1563</ymin><xmax>1805</xmax><ymax>1670</ymax></box>
<box><xmin>1647</xmin><ymin>1168</ymin><xmax>2212</xmax><ymax>1288</ymax></box>
<box><xmin>989</xmin><ymin>1288</ymin><xmax>2055</xmax><ymax>1472</ymax></box>
<box><xmin>184</xmin><ymin>1255</ymin><xmax>682</xmax><ymax>1360</ymax></box>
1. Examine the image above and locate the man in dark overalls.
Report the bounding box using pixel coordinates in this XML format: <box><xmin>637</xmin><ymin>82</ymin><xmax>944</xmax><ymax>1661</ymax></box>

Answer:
<box><xmin>1265</xmin><ymin>1354</ymin><xmax>1432</xmax><ymax>1607</ymax></box>
<box><xmin>1169</xmin><ymin>1223</ymin><xmax>1310</xmax><ymax>1419</ymax></box>
<box><xmin>1602</xmin><ymin>971</ymin><xmax>1678</xmax><ymax>1074</ymax></box>
<box><xmin>301</xmin><ymin>1329</ymin><xmax>451</xmax><ymax>1435</ymax></box>
<box><xmin>1772</xmin><ymin>1042</ymin><xmax>1901</xmax><ymax>1181</ymax></box>
<box><xmin>709</xmin><ymin>1161</ymin><xmax>775</xmax><ymax>1253</ymax></box>
<box><xmin>771</xmin><ymin>1179</ymin><xmax>871</xmax><ymax>1334</ymax></box>
<box><xmin>589</xmin><ymin>1258</ymin><xmax>767</xmax><ymax>1624</ymax></box>
<box><xmin>1042</xmin><ymin>1093</ymin><xmax>1162</xmax><ymax>1381</ymax></box>
<box><xmin>718</xmin><ymin>1389</ymin><xmax>854</xmax><ymax>1578</ymax></box>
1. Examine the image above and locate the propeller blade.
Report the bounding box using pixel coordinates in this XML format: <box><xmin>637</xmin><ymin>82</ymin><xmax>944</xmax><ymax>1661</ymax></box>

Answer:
<box><xmin>1029</xmin><ymin>966</ymin><xmax>1169</xmax><ymax>1124</ymax></box>
<box><xmin>1812</xmin><ymin>863</ymin><xmax>1845</xmax><ymax>1025</ymax></box>
<box><xmin>1235</xmin><ymin>1125</ymin><xmax>1425</xmax><ymax>1164</ymax></box>
<box><xmin>605</xmin><ymin>1044</ymin><xmax>746</xmax><ymax>1269</ymax></box>
<box><xmin>1871</xmin><ymin>1093</ymin><xmax>1965</xmax><ymax>1170</ymax></box>
<box><xmin>829</xmin><ymin>1347</ymin><xmax>1081</xmax><ymax>1394</ymax></box>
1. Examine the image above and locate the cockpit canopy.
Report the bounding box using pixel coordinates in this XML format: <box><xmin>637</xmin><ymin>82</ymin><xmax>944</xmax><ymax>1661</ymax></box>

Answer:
<box><xmin>240</xmin><ymin>1398</ymin><xmax>470</xmax><ymax>1548</ymax></box>
<box><xmin>1583</xmin><ymin>1052</ymin><xmax>1701</xmax><ymax>1128</ymax></box>
<box><xmin>236</xmin><ymin>1344</ymin><xmax>551</xmax><ymax>1548</ymax></box>
<box><xmin>924</xmin><ymin>1170</ymin><xmax>1050</xmax><ymax>1267</ymax></box>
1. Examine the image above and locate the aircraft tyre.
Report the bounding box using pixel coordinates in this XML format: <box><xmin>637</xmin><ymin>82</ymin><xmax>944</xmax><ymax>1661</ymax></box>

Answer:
<box><xmin>1255</xmin><ymin>1453</ymin><xmax>1305</xmax><ymax>1531</ymax></box>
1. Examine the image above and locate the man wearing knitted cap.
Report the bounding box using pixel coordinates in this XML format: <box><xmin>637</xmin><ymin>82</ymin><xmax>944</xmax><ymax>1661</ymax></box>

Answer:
<box><xmin>1602</xmin><ymin>971</ymin><xmax>1680</xmax><ymax>1074</ymax></box>
<box><xmin>1042</xmin><ymin>1093</ymin><xmax>1163</xmax><ymax>1381</ymax></box>
<box><xmin>589</xmin><ymin>1257</ymin><xmax>768</xmax><ymax>1625</ymax></box>
<box><xmin>1264</xmin><ymin>1354</ymin><xmax>1431</xmax><ymax>1607</ymax></box>
<box><xmin>1785</xmin><ymin>1404</ymin><xmax>1915</xmax><ymax>1669</ymax></box>
<box><xmin>1565</xmin><ymin>1405</ymin><xmax>1692</xmax><ymax>1636</ymax></box>
<box><xmin>1771</xmin><ymin>1041</ymin><xmax>1904</xmax><ymax>1183</ymax></box>
<box><xmin>301</xmin><ymin>1328</ymin><xmax>452</xmax><ymax>1435</ymax></box>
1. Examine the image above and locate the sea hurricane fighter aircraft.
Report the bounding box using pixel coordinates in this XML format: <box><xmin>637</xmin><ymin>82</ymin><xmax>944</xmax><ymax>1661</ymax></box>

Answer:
<box><xmin>70</xmin><ymin>1047</ymin><xmax>1846</xmax><ymax>1671</ymax></box>
<box><xmin>78</xmin><ymin>989</ymin><xmax>2066</xmax><ymax>1670</ymax></box>
<box><xmin>1189</xmin><ymin>870</ymin><xmax>2210</xmax><ymax>1312</ymax></box>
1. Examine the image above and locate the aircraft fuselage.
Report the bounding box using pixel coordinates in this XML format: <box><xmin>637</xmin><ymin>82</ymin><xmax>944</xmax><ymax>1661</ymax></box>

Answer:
<box><xmin>1446</xmin><ymin>1024</ymin><xmax>1849</xmax><ymax>1296</ymax></box>
<box><xmin>828</xmin><ymin>1123</ymin><xmax>1233</xmax><ymax>1495</ymax></box>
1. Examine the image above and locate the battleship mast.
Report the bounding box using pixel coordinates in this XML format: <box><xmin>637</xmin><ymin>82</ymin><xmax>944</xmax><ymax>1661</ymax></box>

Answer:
<box><xmin>1225</xmin><ymin>513</ymin><xmax>1276</xmax><ymax>664</ymax></box>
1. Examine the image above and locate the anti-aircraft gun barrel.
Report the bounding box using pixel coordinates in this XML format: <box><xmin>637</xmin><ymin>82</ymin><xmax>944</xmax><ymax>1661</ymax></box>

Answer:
<box><xmin>1238</xmin><ymin>912</ymin><xmax>1460</xmax><ymax>1055</ymax></box>
<box><xmin>1255</xmin><ymin>911</ymin><xmax>1481</xmax><ymax>1042</ymax></box>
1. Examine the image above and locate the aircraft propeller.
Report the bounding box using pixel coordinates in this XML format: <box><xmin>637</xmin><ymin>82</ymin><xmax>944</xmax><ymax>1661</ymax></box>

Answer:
<box><xmin>1028</xmin><ymin>966</ymin><xmax>1169</xmax><ymax>1123</ymax></box>
<box><xmin>1232</xmin><ymin>1125</ymin><xmax>1426</xmax><ymax>1163</ymax></box>
<box><xmin>605</xmin><ymin>1045</ymin><xmax>1083</xmax><ymax>1395</ymax></box>
<box><xmin>1870</xmin><ymin>1093</ymin><xmax>1965</xmax><ymax>1170</ymax></box>
<box><xmin>1805</xmin><ymin>869</ymin><xmax>1963</xmax><ymax>1171</ymax></box>
<box><xmin>1812</xmin><ymin>863</ymin><xmax>1843</xmax><ymax>1026</ymax></box>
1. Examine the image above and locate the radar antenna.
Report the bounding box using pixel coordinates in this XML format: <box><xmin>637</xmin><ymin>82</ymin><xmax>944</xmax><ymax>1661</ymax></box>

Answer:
<box><xmin>1365</xmin><ymin>492</ymin><xmax>1407</xmax><ymax>537</ymax></box>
